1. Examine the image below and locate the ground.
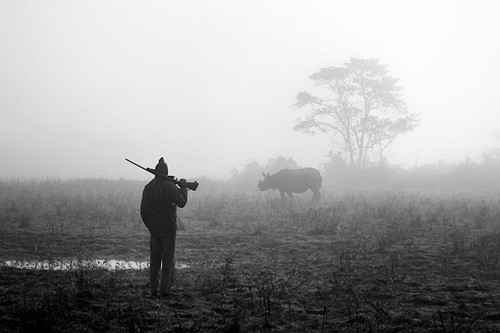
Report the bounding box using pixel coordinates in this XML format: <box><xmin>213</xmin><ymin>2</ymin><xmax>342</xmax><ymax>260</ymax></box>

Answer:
<box><xmin>1</xmin><ymin>184</ymin><xmax>500</xmax><ymax>332</ymax></box>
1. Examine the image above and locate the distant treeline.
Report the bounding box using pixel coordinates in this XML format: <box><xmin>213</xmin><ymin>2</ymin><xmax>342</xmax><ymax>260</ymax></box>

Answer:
<box><xmin>225</xmin><ymin>151</ymin><xmax>500</xmax><ymax>193</ymax></box>
<box><xmin>1</xmin><ymin>151</ymin><xmax>499</xmax><ymax>196</ymax></box>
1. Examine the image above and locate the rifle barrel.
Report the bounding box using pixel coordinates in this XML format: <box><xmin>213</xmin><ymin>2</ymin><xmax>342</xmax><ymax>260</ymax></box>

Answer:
<box><xmin>125</xmin><ymin>158</ymin><xmax>199</xmax><ymax>191</ymax></box>
<box><xmin>125</xmin><ymin>158</ymin><xmax>148</xmax><ymax>172</ymax></box>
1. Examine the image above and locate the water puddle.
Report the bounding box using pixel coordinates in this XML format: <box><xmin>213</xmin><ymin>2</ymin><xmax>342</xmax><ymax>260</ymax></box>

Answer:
<box><xmin>0</xmin><ymin>259</ymin><xmax>190</xmax><ymax>271</ymax></box>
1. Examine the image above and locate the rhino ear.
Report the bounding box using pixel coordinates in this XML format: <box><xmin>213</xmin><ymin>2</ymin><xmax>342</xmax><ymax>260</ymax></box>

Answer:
<box><xmin>262</xmin><ymin>172</ymin><xmax>267</xmax><ymax>178</ymax></box>
<box><xmin>267</xmin><ymin>173</ymin><xmax>271</xmax><ymax>177</ymax></box>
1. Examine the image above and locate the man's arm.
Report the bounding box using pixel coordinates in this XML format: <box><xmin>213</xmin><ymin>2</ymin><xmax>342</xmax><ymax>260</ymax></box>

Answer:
<box><xmin>167</xmin><ymin>182</ymin><xmax>188</xmax><ymax>208</ymax></box>
<box><xmin>140</xmin><ymin>189</ymin><xmax>151</xmax><ymax>228</ymax></box>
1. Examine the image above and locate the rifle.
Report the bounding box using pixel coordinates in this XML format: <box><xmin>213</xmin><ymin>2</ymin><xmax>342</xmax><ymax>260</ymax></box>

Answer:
<box><xmin>125</xmin><ymin>158</ymin><xmax>199</xmax><ymax>191</ymax></box>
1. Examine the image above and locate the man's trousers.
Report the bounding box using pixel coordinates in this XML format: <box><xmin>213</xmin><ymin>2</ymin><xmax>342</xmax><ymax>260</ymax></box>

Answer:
<box><xmin>150</xmin><ymin>235</ymin><xmax>176</xmax><ymax>295</ymax></box>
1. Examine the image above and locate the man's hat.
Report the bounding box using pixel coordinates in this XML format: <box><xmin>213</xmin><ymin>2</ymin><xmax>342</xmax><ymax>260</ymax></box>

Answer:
<box><xmin>155</xmin><ymin>157</ymin><xmax>168</xmax><ymax>175</ymax></box>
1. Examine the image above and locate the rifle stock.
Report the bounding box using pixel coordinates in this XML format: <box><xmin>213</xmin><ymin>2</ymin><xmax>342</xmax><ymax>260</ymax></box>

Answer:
<box><xmin>125</xmin><ymin>158</ymin><xmax>199</xmax><ymax>191</ymax></box>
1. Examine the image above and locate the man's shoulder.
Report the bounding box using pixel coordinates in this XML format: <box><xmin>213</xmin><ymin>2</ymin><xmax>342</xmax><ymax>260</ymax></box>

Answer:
<box><xmin>143</xmin><ymin>179</ymin><xmax>155</xmax><ymax>189</ymax></box>
<box><xmin>163</xmin><ymin>180</ymin><xmax>179</xmax><ymax>191</ymax></box>
<box><xmin>144</xmin><ymin>179</ymin><xmax>177</xmax><ymax>190</ymax></box>
<box><xmin>143</xmin><ymin>179</ymin><xmax>162</xmax><ymax>191</ymax></box>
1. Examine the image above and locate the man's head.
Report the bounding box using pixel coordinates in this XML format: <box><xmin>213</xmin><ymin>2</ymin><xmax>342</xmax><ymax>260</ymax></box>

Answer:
<box><xmin>155</xmin><ymin>157</ymin><xmax>168</xmax><ymax>175</ymax></box>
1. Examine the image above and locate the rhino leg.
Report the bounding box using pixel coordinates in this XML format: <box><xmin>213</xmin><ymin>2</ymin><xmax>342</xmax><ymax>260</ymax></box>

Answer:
<box><xmin>311</xmin><ymin>189</ymin><xmax>321</xmax><ymax>204</ymax></box>
<box><xmin>279</xmin><ymin>190</ymin><xmax>286</xmax><ymax>201</ymax></box>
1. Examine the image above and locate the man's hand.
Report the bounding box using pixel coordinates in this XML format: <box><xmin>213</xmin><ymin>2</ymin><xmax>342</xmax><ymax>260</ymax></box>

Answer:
<box><xmin>178</xmin><ymin>179</ymin><xmax>188</xmax><ymax>198</ymax></box>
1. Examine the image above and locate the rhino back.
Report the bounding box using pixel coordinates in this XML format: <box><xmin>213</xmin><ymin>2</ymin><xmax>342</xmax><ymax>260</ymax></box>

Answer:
<box><xmin>272</xmin><ymin>168</ymin><xmax>321</xmax><ymax>193</ymax></box>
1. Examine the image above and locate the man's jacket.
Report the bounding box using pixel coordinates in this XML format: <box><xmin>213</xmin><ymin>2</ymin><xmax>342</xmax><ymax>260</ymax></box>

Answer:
<box><xmin>140</xmin><ymin>178</ymin><xmax>188</xmax><ymax>237</ymax></box>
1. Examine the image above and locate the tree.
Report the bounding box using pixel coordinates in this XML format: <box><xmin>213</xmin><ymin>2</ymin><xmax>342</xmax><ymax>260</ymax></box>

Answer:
<box><xmin>294</xmin><ymin>58</ymin><xmax>419</xmax><ymax>168</ymax></box>
<box><xmin>264</xmin><ymin>156</ymin><xmax>300</xmax><ymax>174</ymax></box>
<box><xmin>229</xmin><ymin>161</ymin><xmax>263</xmax><ymax>190</ymax></box>
<box><xmin>228</xmin><ymin>156</ymin><xmax>300</xmax><ymax>191</ymax></box>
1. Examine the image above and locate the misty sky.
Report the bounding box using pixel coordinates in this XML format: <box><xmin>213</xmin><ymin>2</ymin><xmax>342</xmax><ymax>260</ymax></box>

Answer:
<box><xmin>1</xmin><ymin>1</ymin><xmax>499</xmax><ymax>180</ymax></box>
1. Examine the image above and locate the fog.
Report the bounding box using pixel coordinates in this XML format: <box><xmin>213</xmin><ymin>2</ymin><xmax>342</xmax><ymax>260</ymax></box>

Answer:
<box><xmin>1</xmin><ymin>0</ymin><xmax>499</xmax><ymax>180</ymax></box>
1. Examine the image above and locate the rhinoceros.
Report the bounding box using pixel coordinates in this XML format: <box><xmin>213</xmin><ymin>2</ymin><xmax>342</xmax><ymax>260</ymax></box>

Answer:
<box><xmin>258</xmin><ymin>168</ymin><xmax>322</xmax><ymax>203</ymax></box>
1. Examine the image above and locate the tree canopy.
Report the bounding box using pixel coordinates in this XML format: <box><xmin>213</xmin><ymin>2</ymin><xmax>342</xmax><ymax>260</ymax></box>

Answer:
<box><xmin>294</xmin><ymin>58</ymin><xmax>419</xmax><ymax>168</ymax></box>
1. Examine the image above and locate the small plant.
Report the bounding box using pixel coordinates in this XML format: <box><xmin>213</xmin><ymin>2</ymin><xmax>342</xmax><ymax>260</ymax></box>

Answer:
<box><xmin>447</xmin><ymin>225</ymin><xmax>469</xmax><ymax>254</ymax></box>
<box><xmin>305</xmin><ymin>206</ymin><xmax>342</xmax><ymax>236</ymax></box>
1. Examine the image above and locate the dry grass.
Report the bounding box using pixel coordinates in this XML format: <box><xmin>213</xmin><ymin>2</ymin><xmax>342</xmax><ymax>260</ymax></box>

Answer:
<box><xmin>1</xmin><ymin>179</ymin><xmax>500</xmax><ymax>332</ymax></box>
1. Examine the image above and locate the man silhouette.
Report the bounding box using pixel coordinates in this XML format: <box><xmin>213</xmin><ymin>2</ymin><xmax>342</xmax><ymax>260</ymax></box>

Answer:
<box><xmin>140</xmin><ymin>157</ymin><xmax>188</xmax><ymax>297</ymax></box>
